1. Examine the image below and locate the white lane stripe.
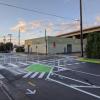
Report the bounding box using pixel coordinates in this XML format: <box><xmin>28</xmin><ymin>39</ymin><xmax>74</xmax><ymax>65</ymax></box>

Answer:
<box><xmin>0</xmin><ymin>65</ymin><xmax>5</xmax><ymax>69</ymax></box>
<box><xmin>23</xmin><ymin>72</ymin><xmax>33</xmax><ymax>78</ymax></box>
<box><xmin>48</xmin><ymin>78</ymin><xmax>100</xmax><ymax>99</ymax></box>
<box><xmin>71</xmin><ymin>85</ymin><xmax>100</xmax><ymax>88</ymax></box>
<box><xmin>68</xmin><ymin>69</ymin><xmax>100</xmax><ymax>77</ymax></box>
<box><xmin>31</xmin><ymin>72</ymin><xmax>39</xmax><ymax>78</ymax></box>
<box><xmin>27</xmin><ymin>61</ymin><xmax>35</xmax><ymax>64</ymax></box>
<box><xmin>0</xmin><ymin>74</ymin><xmax>4</xmax><ymax>79</ymax></box>
<box><xmin>8</xmin><ymin>63</ymin><xmax>18</xmax><ymax>67</ymax></box>
<box><xmin>74</xmin><ymin>63</ymin><xmax>80</xmax><ymax>64</ymax></box>
<box><xmin>67</xmin><ymin>64</ymin><xmax>72</xmax><ymax>65</ymax></box>
<box><xmin>18</xmin><ymin>62</ymin><xmax>29</xmax><ymax>66</ymax></box>
<box><xmin>38</xmin><ymin>72</ymin><xmax>45</xmax><ymax>78</ymax></box>
<box><xmin>54</xmin><ymin>73</ymin><xmax>90</xmax><ymax>85</ymax></box>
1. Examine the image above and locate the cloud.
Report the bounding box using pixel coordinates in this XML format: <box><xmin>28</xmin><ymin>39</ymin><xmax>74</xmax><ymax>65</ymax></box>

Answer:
<box><xmin>10</xmin><ymin>19</ymin><xmax>84</xmax><ymax>43</ymax></box>
<box><xmin>55</xmin><ymin>21</ymin><xmax>80</xmax><ymax>35</ymax></box>
<box><xmin>11</xmin><ymin>20</ymin><xmax>27</xmax><ymax>32</ymax></box>
<box><xmin>94</xmin><ymin>16</ymin><xmax>100</xmax><ymax>25</ymax></box>
<box><xmin>30</xmin><ymin>20</ymin><xmax>42</xmax><ymax>29</ymax></box>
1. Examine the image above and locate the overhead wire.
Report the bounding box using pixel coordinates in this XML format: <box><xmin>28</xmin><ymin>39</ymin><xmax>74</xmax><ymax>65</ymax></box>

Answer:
<box><xmin>0</xmin><ymin>1</ymin><xmax>75</xmax><ymax>20</ymax></box>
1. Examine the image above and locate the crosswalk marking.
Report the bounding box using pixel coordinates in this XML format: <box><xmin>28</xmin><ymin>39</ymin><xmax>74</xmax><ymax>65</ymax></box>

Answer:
<box><xmin>30</xmin><ymin>72</ymin><xmax>39</xmax><ymax>78</ymax></box>
<box><xmin>23</xmin><ymin>72</ymin><xmax>48</xmax><ymax>79</ymax></box>
<box><xmin>38</xmin><ymin>72</ymin><xmax>45</xmax><ymax>78</ymax></box>
<box><xmin>23</xmin><ymin>72</ymin><xmax>33</xmax><ymax>78</ymax></box>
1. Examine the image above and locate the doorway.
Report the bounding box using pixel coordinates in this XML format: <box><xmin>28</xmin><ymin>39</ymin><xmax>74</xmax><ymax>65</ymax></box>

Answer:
<box><xmin>67</xmin><ymin>44</ymin><xmax>72</xmax><ymax>53</ymax></box>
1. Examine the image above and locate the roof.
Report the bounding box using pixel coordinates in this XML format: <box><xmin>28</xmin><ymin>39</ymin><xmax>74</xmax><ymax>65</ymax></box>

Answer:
<box><xmin>57</xmin><ymin>26</ymin><xmax>100</xmax><ymax>37</ymax></box>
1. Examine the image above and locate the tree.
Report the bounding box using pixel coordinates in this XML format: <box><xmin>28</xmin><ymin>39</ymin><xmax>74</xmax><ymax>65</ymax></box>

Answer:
<box><xmin>5</xmin><ymin>42</ymin><xmax>13</xmax><ymax>52</ymax></box>
<box><xmin>0</xmin><ymin>43</ymin><xmax>6</xmax><ymax>52</ymax></box>
<box><xmin>16</xmin><ymin>46</ymin><xmax>25</xmax><ymax>52</ymax></box>
<box><xmin>86</xmin><ymin>32</ymin><xmax>100</xmax><ymax>59</ymax></box>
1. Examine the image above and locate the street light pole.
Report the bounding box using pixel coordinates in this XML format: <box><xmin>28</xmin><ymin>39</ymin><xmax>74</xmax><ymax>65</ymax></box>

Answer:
<box><xmin>45</xmin><ymin>29</ymin><xmax>47</xmax><ymax>55</ymax></box>
<box><xmin>18</xmin><ymin>28</ymin><xmax>20</xmax><ymax>46</ymax></box>
<box><xmin>80</xmin><ymin>0</ymin><xmax>84</xmax><ymax>57</ymax></box>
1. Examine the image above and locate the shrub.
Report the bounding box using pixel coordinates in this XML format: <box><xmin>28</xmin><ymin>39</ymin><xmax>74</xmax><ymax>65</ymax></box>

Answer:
<box><xmin>16</xmin><ymin>47</ymin><xmax>25</xmax><ymax>52</ymax></box>
<box><xmin>86</xmin><ymin>32</ymin><xmax>100</xmax><ymax>59</ymax></box>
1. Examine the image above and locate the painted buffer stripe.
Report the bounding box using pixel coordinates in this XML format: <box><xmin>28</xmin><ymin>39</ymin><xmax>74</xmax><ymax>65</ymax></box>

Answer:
<box><xmin>23</xmin><ymin>72</ymin><xmax>33</xmax><ymax>78</ymax></box>
<box><xmin>31</xmin><ymin>72</ymin><xmax>39</xmax><ymax>78</ymax></box>
<box><xmin>38</xmin><ymin>72</ymin><xmax>45</xmax><ymax>78</ymax></box>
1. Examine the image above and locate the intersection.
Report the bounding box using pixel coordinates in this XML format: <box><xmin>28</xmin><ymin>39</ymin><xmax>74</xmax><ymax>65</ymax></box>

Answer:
<box><xmin>0</xmin><ymin>53</ymin><xmax>100</xmax><ymax>100</ymax></box>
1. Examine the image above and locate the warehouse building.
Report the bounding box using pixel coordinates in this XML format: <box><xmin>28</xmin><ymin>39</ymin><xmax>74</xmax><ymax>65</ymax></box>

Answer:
<box><xmin>25</xmin><ymin>26</ymin><xmax>100</xmax><ymax>54</ymax></box>
<box><xmin>25</xmin><ymin>36</ymin><xmax>86</xmax><ymax>54</ymax></box>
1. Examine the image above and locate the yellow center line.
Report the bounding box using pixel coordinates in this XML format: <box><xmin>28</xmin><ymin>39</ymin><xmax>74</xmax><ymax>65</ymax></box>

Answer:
<box><xmin>28</xmin><ymin>81</ymin><xmax>36</xmax><ymax>87</ymax></box>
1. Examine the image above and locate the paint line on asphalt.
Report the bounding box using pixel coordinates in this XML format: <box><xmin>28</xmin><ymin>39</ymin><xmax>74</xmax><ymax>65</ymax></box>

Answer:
<box><xmin>74</xmin><ymin>63</ymin><xmax>80</xmax><ymax>65</ymax></box>
<box><xmin>27</xmin><ymin>61</ymin><xmax>35</xmax><ymax>64</ymax></box>
<box><xmin>68</xmin><ymin>69</ymin><xmax>100</xmax><ymax>77</ymax></box>
<box><xmin>26</xmin><ymin>89</ymin><xmax>36</xmax><ymax>95</ymax></box>
<box><xmin>48</xmin><ymin>78</ymin><xmax>100</xmax><ymax>99</ymax></box>
<box><xmin>18</xmin><ymin>62</ymin><xmax>29</xmax><ymax>66</ymax></box>
<box><xmin>67</xmin><ymin>64</ymin><xmax>73</xmax><ymax>66</ymax></box>
<box><xmin>53</xmin><ymin>73</ymin><xmax>91</xmax><ymax>85</ymax></box>
<box><xmin>31</xmin><ymin>72</ymin><xmax>39</xmax><ymax>78</ymax></box>
<box><xmin>0</xmin><ymin>65</ymin><xmax>5</xmax><ymax>69</ymax></box>
<box><xmin>28</xmin><ymin>82</ymin><xmax>36</xmax><ymax>87</ymax></box>
<box><xmin>8</xmin><ymin>63</ymin><xmax>18</xmax><ymax>67</ymax></box>
<box><xmin>71</xmin><ymin>85</ymin><xmax>100</xmax><ymax>88</ymax></box>
<box><xmin>0</xmin><ymin>74</ymin><xmax>4</xmax><ymax>79</ymax></box>
<box><xmin>38</xmin><ymin>72</ymin><xmax>45</xmax><ymax>78</ymax></box>
<box><xmin>23</xmin><ymin>72</ymin><xmax>33</xmax><ymax>78</ymax></box>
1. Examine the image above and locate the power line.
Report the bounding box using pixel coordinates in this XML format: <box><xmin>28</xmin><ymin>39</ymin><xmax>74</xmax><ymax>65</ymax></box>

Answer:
<box><xmin>0</xmin><ymin>1</ymin><xmax>71</xmax><ymax>19</ymax></box>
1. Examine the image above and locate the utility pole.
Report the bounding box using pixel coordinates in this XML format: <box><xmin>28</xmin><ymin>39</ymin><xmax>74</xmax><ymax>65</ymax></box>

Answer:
<box><xmin>80</xmin><ymin>0</ymin><xmax>84</xmax><ymax>57</ymax></box>
<box><xmin>8</xmin><ymin>34</ymin><xmax>12</xmax><ymax>52</ymax></box>
<box><xmin>45</xmin><ymin>29</ymin><xmax>47</xmax><ymax>55</ymax></box>
<box><xmin>8</xmin><ymin>34</ymin><xmax>12</xmax><ymax>43</ymax></box>
<box><xmin>3</xmin><ymin>36</ymin><xmax>6</xmax><ymax>43</ymax></box>
<box><xmin>18</xmin><ymin>28</ymin><xmax>20</xmax><ymax>46</ymax></box>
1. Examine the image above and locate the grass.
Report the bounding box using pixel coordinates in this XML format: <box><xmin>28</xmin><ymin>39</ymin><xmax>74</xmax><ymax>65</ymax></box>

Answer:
<box><xmin>79</xmin><ymin>58</ymin><xmax>100</xmax><ymax>64</ymax></box>
<box><xmin>25</xmin><ymin>64</ymin><xmax>51</xmax><ymax>72</ymax></box>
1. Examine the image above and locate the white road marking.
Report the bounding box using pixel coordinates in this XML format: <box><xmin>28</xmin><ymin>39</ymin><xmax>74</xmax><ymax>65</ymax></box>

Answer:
<box><xmin>67</xmin><ymin>64</ymin><xmax>72</xmax><ymax>66</ymax></box>
<box><xmin>31</xmin><ymin>72</ymin><xmax>39</xmax><ymax>78</ymax></box>
<box><xmin>0</xmin><ymin>65</ymin><xmax>5</xmax><ymax>69</ymax></box>
<box><xmin>71</xmin><ymin>85</ymin><xmax>100</xmax><ymax>88</ymax></box>
<box><xmin>26</xmin><ymin>89</ymin><xmax>36</xmax><ymax>95</ymax></box>
<box><xmin>8</xmin><ymin>63</ymin><xmax>18</xmax><ymax>67</ymax></box>
<box><xmin>48</xmin><ymin>78</ymin><xmax>100</xmax><ymax>99</ymax></box>
<box><xmin>74</xmin><ymin>63</ymin><xmax>80</xmax><ymax>64</ymax></box>
<box><xmin>38</xmin><ymin>72</ymin><xmax>45</xmax><ymax>78</ymax></box>
<box><xmin>0</xmin><ymin>74</ymin><xmax>4</xmax><ymax>79</ymax></box>
<box><xmin>68</xmin><ymin>68</ymin><xmax>100</xmax><ymax>77</ymax></box>
<box><xmin>27</xmin><ymin>61</ymin><xmax>35</xmax><ymax>64</ymax></box>
<box><xmin>18</xmin><ymin>62</ymin><xmax>29</xmax><ymax>66</ymax></box>
<box><xmin>54</xmin><ymin>73</ymin><xmax>90</xmax><ymax>85</ymax></box>
<box><xmin>23</xmin><ymin>72</ymin><xmax>33</xmax><ymax>78</ymax></box>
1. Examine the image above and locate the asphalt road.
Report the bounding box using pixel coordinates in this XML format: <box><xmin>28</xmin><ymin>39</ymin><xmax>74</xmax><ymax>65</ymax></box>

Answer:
<box><xmin>0</xmin><ymin>53</ymin><xmax>100</xmax><ymax>100</ymax></box>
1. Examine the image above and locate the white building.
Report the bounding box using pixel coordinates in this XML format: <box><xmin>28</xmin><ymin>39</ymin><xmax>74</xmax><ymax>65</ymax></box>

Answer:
<box><xmin>25</xmin><ymin>36</ymin><xmax>86</xmax><ymax>54</ymax></box>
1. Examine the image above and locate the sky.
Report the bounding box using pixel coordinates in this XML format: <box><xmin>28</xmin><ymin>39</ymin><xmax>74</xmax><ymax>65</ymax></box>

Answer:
<box><xmin>0</xmin><ymin>0</ymin><xmax>100</xmax><ymax>44</ymax></box>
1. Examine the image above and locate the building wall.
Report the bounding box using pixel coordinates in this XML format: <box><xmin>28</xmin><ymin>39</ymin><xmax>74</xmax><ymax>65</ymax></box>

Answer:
<box><xmin>47</xmin><ymin>37</ymin><xmax>86</xmax><ymax>54</ymax></box>
<box><xmin>25</xmin><ymin>37</ymin><xmax>47</xmax><ymax>54</ymax></box>
<box><xmin>25</xmin><ymin>36</ymin><xmax>86</xmax><ymax>54</ymax></box>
